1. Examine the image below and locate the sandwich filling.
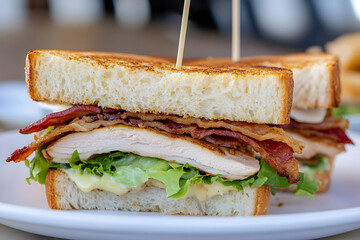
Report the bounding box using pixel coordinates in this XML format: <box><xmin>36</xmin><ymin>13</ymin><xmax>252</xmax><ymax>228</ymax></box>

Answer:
<box><xmin>9</xmin><ymin>105</ymin><xmax>320</xmax><ymax>198</ymax></box>
<box><xmin>278</xmin><ymin>110</ymin><xmax>352</xmax><ymax>186</ymax></box>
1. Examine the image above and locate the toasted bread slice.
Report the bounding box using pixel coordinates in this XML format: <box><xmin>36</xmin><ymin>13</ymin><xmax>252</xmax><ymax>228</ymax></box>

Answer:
<box><xmin>26</xmin><ymin>50</ymin><xmax>293</xmax><ymax>124</ymax></box>
<box><xmin>326</xmin><ymin>32</ymin><xmax>360</xmax><ymax>71</ymax></box>
<box><xmin>45</xmin><ymin>169</ymin><xmax>271</xmax><ymax>216</ymax></box>
<box><xmin>339</xmin><ymin>71</ymin><xmax>360</xmax><ymax>104</ymax></box>
<box><xmin>326</xmin><ymin>33</ymin><xmax>360</xmax><ymax>103</ymax></box>
<box><xmin>185</xmin><ymin>53</ymin><xmax>340</xmax><ymax>109</ymax></box>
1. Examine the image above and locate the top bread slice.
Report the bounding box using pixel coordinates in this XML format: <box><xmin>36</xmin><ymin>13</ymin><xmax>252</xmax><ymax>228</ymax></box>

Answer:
<box><xmin>185</xmin><ymin>53</ymin><xmax>340</xmax><ymax>110</ymax></box>
<box><xmin>26</xmin><ymin>50</ymin><xmax>293</xmax><ymax>124</ymax></box>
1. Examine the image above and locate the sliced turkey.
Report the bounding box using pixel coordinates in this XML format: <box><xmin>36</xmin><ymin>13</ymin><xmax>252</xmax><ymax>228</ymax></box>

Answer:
<box><xmin>43</xmin><ymin>125</ymin><xmax>260</xmax><ymax>180</ymax></box>
<box><xmin>290</xmin><ymin>132</ymin><xmax>345</xmax><ymax>160</ymax></box>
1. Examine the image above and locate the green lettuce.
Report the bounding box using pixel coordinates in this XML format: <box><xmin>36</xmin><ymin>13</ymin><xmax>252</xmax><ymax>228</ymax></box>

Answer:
<box><xmin>25</xmin><ymin>147</ymin><xmax>68</xmax><ymax>185</ymax></box>
<box><xmin>299</xmin><ymin>156</ymin><xmax>330</xmax><ymax>180</ymax></box>
<box><xmin>333</xmin><ymin>106</ymin><xmax>360</xmax><ymax>118</ymax></box>
<box><xmin>26</xmin><ymin>149</ymin><xmax>319</xmax><ymax>198</ymax></box>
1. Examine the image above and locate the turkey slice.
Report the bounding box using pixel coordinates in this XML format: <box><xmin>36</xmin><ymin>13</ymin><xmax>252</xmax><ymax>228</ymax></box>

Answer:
<box><xmin>43</xmin><ymin>125</ymin><xmax>260</xmax><ymax>180</ymax></box>
<box><xmin>290</xmin><ymin>132</ymin><xmax>345</xmax><ymax>160</ymax></box>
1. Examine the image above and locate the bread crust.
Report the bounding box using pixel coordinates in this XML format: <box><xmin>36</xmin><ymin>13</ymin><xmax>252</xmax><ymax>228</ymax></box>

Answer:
<box><xmin>25</xmin><ymin>49</ymin><xmax>293</xmax><ymax>124</ymax></box>
<box><xmin>46</xmin><ymin>169</ymin><xmax>271</xmax><ymax>216</ymax></box>
<box><xmin>45</xmin><ymin>168</ymin><xmax>60</xmax><ymax>209</ymax></box>
<box><xmin>25</xmin><ymin>52</ymin><xmax>37</xmax><ymax>103</ymax></box>
<box><xmin>254</xmin><ymin>183</ymin><xmax>271</xmax><ymax>215</ymax></box>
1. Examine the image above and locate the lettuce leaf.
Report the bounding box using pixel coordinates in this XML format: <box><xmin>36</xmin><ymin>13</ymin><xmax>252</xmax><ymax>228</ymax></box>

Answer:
<box><xmin>300</xmin><ymin>156</ymin><xmax>330</xmax><ymax>180</ymax></box>
<box><xmin>26</xmin><ymin>149</ymin><xmax>319</xmax><ymax>198</ymax></box>
<box><xmin>333</xmin><ymin>106</ymin><xmax>360</xmax><ymax>118</ymax></box>
<box><xmin>25</xmin><ymin>147</ymin><xmax>68</xmax><ymax>184</ymax></box>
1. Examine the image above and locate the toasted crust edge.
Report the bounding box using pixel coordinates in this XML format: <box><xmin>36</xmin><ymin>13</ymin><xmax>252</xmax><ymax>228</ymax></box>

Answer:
<box><xmin>327</xmin><ymin>59</ymin><xmax>341</xmax><ymax>108</ymax></box>
<box><xmin>25</xmin><ymin>52</ymin><xmax>37</xmax><ymax>102</ymax></box>
<box><xmin>254</xmin><ymin>184</ymin><xmax>271</xmax><ymax>215</ymax></box>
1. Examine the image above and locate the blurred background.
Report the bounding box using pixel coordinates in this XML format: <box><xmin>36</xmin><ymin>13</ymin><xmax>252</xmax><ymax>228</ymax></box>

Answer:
<box><xmin>2</xmin><ymin>0</ymin><xmax>360</xmax><ymax>81</ymax></box>
<box><xmin>1</xmin><ymin>0</ymin><xmax>360</xmax><ymax>130</ymax></box>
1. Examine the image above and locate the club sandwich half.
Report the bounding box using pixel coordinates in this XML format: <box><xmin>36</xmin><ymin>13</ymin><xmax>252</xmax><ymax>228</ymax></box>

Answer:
<box><xmin>185</xmin><ymin>53</ymin><xmax>353</xmax><ymax>192</ymax></box>
<box><xmin>7</xmin><ymin>50</ymin><xmax>318</xmax><ymax>216</ymax></box>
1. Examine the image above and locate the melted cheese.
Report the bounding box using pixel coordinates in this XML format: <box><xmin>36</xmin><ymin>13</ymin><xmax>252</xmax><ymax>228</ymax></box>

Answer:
<box><xmin>64</xmin><ymin>169</ymin><xmax>143</xmax><ymax>196</ymax></box>
<box><xmin>290</xmin><ymin>108</ymin><xmax>327</xmax><ymax>123</ymax></box>
<box><xmin>64</xmin><ymin>169</ymin><xmax>235</xmax><ymax>202</ymax></box>
<box><xmin>185</xmin><ymin>182</ymin><xmax>234</xmax><ymax>202</ymax></box>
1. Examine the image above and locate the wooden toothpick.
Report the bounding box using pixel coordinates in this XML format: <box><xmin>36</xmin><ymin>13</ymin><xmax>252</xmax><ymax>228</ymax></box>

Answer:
<box><xmin>176</xmin><ymin>0</ymin><xmax>191</xmax><ymax>70</ymax></box>
<box><xmin>232</xmin><ymin>0</ymin><xmax>241</xmax><ymax>61</ymax></box>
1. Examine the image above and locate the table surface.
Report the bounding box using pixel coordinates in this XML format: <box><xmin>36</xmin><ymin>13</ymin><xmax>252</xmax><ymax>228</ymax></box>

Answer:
<box><xmin>0</xmin><ymin>12</ymin><xmax>359</xmax><ymax>240</ymax></box>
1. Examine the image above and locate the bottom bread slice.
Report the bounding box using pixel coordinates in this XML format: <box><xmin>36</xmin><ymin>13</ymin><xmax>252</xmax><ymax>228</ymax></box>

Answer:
<box><xmin>45</xmin><ymin>169</ymin><xmax>271</xmax><ymax>216</ymax></box>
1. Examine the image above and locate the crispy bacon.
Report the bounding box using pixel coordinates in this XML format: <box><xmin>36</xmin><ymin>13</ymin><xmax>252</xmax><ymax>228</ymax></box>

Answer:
<box><xmin>20</xmin><ymin>105</ymin><xmax>102</xmax><ymax>134</ymax></box>
<box><xmin>8</xmin><ymin>106</ymin><xmax>303</xmax><ymax>183</ymax></box>
<box><xmin>292</xmin><ymin>128</ymin><xmax>353</xmax><ymax>144</ymax></box>
<box><xmin>17</xmin><ymin>105</ymin><xmax>304</xmax><ymax>152</ymax></box>
<box><xmin>120</xmin><ymin>112</ymin><xmax>304</xmax><ymax>154</ymax></box>
<box><xmin>190</xmin><ymin>128</ymin><xmax>299</xmax><ymax>183</ymax></box>
<box><xmin>286</xmin><ymin>116</ymin><xmax>349</xmax><ymax>131</ymax></box>
<box><xmin>279</xmin><ymin>115</ymin><xmax>353</xmax><ymax>144</ymax></box>
<box><xmin>6</xmin><ymin>146</ymin><xmax>36</xmax><ymax>163</ymax></box>
<box><xmin>317</xmin><ymin>129</ymin><xmax>353</xmax><ymax>144</ymax></box>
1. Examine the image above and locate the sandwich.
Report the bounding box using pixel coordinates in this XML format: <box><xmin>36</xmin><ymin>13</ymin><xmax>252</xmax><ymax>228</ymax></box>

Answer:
<box><xmin>326</xmin><ymin>32</ymin><xmax>360</xmax><ymax>116</ymax></box>
<box><xmin>6</xmin><ymin>50</ymin><xmax>317</xmax><ymax>216</ymax></box>
<box><xmin>185</xmin><ymin>53</ymin><xmax>353</xmax><ymax>192</ymax></box>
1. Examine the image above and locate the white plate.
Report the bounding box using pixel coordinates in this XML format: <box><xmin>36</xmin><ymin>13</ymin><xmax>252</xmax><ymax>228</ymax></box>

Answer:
<box><xmin>347</xmin><ymin>115</ymin><xmax>360</xmax><ymax>132</ymax></box>
<box><xmin>0</xmin><ymin>81</ymin><xmax>44</xmax><ymax>129</ymax></box>
<box><xmin>0</xmin><ymin>131</ymin><xmax>359</xmax><ymax>240</ymax></box>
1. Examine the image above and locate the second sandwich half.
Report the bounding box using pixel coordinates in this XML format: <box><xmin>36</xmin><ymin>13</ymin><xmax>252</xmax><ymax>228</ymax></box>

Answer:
<box><xmin>7</xmin><ymin>50</ymin><xmax>318</xmax><ymax>216</ymax></box>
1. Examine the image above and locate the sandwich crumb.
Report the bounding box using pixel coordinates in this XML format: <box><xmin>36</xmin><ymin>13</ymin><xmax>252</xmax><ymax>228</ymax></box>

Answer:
<box><xmin>277</xmin><ymin>202</ymin><xmax>284</xmax><ymax>207</ymax></box>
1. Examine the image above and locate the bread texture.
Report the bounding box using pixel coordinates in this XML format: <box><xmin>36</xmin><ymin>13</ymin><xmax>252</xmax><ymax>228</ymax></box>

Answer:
<box><xmin>26</xmin><ymin>49</ymin><xmax>294</xmax><ymax>124</ymax></box>
<box><xmin>45</xmin><ymin>169</ymin><xmax>271</xmax><ymax>216</ymax></box>
<box><xmin>185</xmin><ymin>53</ymin><xmax>340</xmax><ymax>109</ymax></box>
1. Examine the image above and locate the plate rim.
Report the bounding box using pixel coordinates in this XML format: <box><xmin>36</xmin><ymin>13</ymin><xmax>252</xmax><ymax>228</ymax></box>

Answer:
<box><xmin>0</xmin><ymin>201</ymin><xmax>360</xmax><ymax>234</ymax></box>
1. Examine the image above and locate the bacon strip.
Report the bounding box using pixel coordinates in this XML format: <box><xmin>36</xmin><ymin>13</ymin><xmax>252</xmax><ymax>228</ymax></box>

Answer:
<box><xmin>6</xmin><ymin>146</ymin><xmax>36</xmax><ymax>163</ymax></box>
<box><xmin>279</xmin><ymin>115</ymin><xmax>353</xmax><ymax>144</ymax></box>
<box><xmin>287</xmin><ymin>117</ymin><xmax>349</xmax><ymax>131</ymax></box>
<box><xmin>8</xmin><ymin>106</ymin><xmax>302</xmax><ymax>183</ymax></box>
<box><xmin>121</xmin><ymin>112</ymin><xmax>304</xmax><ymax>154</ymax></box>
<box><xmin>191</xmin><ymin>128</ymin><xmax>299</xmax><ymax>183</ymax></box>
<box><xmin>17</xmin><ymin>105</ymin><xmax>304</xmax><ymax>153</ymax></box>
<box><xmin>20</xmin><ymin>105</ymin><xmax>102</xmax><ymax>134</ymax></box>
<box><xmin>318</xmin><ymin>129</ymin><xmax>353</xmax><ymax>144</ymax></box>
<box><xmin>291</xmin><ymin>128</ymin><xmax>353</xmax><ymax>144</ymax></box>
